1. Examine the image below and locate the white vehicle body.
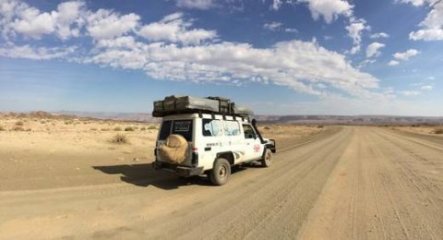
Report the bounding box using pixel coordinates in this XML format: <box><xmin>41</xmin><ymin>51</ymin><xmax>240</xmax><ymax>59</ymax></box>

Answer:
<box><xmin>153</xmin><ymin>112</ymin><xmax>276</xmax><ymax>182</ymax></box>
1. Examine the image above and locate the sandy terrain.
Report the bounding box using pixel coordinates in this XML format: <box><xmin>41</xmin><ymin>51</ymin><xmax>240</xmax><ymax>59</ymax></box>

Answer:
<box><xmin>392</xmin><ymin>125</ymin><xmax>443</xmax><ymax>136</ymax></box>
<box><xmin>0</xmin><ymin>116</ymin><xmax>322</xmax><ymax>191</ymax></box>
<box><xmin>1</xmin><ymin>120</ymin><xmax>443</xmax><ymax>239</ymax></box>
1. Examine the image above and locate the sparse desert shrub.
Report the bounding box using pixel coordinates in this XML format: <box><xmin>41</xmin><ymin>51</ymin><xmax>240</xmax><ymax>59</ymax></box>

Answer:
<box><xmin>26</xmin><ymin>128</ymin><xmax>32</xmax><ymax>132</ymax></box>
<box><xmin>124</xmin><ymin>126</ymin><xmax>135</xmax><ymax>131</ymax></box>
<box><xmin>317</xmin><ymin>125</ymin><xmax>324</xmax><ymax>128</ymax></box>
<box><xmin>263</xmin><ymin>126</ymin><xmax>271</xmax><ymax>130</ymax></box>
<box><xmin>433</xmin><ymin>128</ymin><xmax>443</xmax><ymax>134</ymax></box>
<box><xmin>110</xmin><ymin>134</ymin><xmax>129</xmax><ymax>144</ymax></box>
<box><xmin>90</xmin><ymin>128</ymin><xmax>97</xmax><ymax>131</ymax></box>
<box><xmin>101</xmin><ymin>128</ymin><xmax>110</xmax><ymax>131</ymax></box>
<box><xmin>0</xmin><ymin>126</ymin><xmax>5</xmax><ymax>131</ymax></box>
<box><xmin>40</xmin><ymin>120</ymin><xmax>46</xmax><ymax>124</ymax></box>
<box><xmin>114</xmin><ymin>127</ymin><xmax>122</xmax><ymax>131</ymax></box>
<box><xmin>140</xmin><ymin>127</ymin><xmax>146</xmax><ymax>131</ymax></box>
<box><xmin>15</xmin><ymin>121</ymin><xmax>24</xmax><ymax>126</ymax></box>
<box><xmin>148</xmin><ymin>125</ymin><xmax>157</xmax><ymax>130</ymax></box>
<box><xmin>65</xmin><ymin>120</ymin><xmax>73</xmax><ymax>125</ymax></box>
<box><xmin>12</xmin><ymin>126</ymin><xmax>24</xmax><ymax>131</ymax></box>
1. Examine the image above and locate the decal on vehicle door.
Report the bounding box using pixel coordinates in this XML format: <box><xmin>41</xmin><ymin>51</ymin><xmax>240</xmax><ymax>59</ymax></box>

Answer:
<box><xmin>254</xmin><ymin>144</ymin><xmax>261</xmax><ymax>152</ymax></box>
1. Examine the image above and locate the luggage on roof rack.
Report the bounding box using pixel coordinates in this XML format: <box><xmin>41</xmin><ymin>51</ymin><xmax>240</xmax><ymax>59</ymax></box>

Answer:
<box><xmin>152</xmin><ymin>95</ymin><xmax>252</xmax><ymax>117</ymax></box>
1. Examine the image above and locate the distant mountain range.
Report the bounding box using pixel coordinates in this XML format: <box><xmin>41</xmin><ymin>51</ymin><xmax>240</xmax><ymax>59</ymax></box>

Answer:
<box><xmin>56</xmin><ymin>111</ymin><xmax>158</xmax><ymax>122</ymax></box>
<box><xmin>1</xmin><ymin>111</ymin><xmax>443</xmax><ymax>125</ymax></box>
<box><xmin>254</xmin><ymin>115</ymin><xmax>443</xmax><ymax>125</ymax></box>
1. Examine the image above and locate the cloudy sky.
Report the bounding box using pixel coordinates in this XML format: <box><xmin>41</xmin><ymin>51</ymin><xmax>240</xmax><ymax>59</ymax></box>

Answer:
<box><xmin>0</xmin><ymin>0</ymin><xmax>442</xmax><ymax>115</ymax></box>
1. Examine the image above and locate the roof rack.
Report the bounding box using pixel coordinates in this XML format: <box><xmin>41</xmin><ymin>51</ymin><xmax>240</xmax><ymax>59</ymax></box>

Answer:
<box><xmin>152</xmin><ymin>95</ymin><xmax>253</xmax><ymax>118</ymax></box>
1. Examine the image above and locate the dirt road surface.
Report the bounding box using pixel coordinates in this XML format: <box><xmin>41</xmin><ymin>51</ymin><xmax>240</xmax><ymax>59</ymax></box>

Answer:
<box><xmin>1</xmin><ymin>127</ymin><xmax>443</xmax><ymax>240</ymax></box>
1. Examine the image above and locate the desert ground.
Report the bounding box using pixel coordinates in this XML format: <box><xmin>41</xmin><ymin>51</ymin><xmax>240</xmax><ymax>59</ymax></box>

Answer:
<box><xmin>1</xmin><ymin>116</ymin><xmax>443</xmax><ymax>239</ymax></box>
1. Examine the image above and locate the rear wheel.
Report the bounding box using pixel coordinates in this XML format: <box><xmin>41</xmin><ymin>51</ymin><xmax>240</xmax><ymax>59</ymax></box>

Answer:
<box><xmin>209</xmin><ymin>158</ymin><xmax>231</xmax><ymax>186</ymax></box>
<box><xmin>261</xmin><ymin>149</ymin><xmax>272</xmax><ymax>167</ymax></box>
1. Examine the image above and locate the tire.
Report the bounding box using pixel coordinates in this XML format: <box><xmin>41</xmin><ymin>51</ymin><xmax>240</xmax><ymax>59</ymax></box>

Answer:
<box><xmin>209</xmin><ymin>158</ymin><xmax>231</xmax><ymax>186</ymax></box>
<box><xmin>261</xmin><ymin>149</ymin><xmax>272</xmax><ymax>167</ymax></box>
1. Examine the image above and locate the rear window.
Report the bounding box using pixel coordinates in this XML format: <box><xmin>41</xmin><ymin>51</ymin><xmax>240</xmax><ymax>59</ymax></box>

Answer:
<box><xmin>158</xmin><ymin>120</ymin><xmax>193</xmax><ymax>141</ymax></box>
<box><xmin>172</xmin><ymin>120</ymin><xmax>193</xmax><ymax>141</ymax></box>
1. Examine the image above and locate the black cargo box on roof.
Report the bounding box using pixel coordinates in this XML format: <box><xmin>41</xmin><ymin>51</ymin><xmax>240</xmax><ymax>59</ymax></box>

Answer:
<box><xmin>152</xmin><ymin>95</ymin><xmax>252</xmax><ymax>117</ymax></box>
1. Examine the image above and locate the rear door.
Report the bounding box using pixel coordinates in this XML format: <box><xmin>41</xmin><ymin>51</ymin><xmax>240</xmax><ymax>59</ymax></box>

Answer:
<box><xmin>242</xmin><ymin>124</ymin><xmax>263</xmax><ymax>161</ymax></box>
<box><xmin>156</xmin><ymin>119</ymin><xmax>193</xmax><ymax>165</ymax></box>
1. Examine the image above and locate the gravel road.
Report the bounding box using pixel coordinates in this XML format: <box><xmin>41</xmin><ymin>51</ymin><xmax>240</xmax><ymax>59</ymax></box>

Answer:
<box><xmin>1</xmin><ymin>127</ymin><xmax>442</xmax><ymax>240</ymax></box>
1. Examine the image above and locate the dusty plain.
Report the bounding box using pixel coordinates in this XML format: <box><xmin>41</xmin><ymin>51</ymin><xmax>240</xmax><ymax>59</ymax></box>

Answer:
<box><xmin>1</xmin><ymin>115</ymin><xmax>443</xmax><ymax>239</ymax></box>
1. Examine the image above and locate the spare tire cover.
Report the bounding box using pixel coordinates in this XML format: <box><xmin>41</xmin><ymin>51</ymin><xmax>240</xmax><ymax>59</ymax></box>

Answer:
<box><xmin>158</xmin><ymin>134</ymin><xmax>189</xmax><ymax>164</ymax></box>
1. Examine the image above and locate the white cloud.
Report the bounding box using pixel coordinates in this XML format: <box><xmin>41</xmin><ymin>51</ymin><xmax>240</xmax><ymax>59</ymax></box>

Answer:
<box><xmin>370</xmin><ymin>32</ymin><xmax>389</xmax><ymax>39</ymax></box>
<box><xmin>138</xmin><ymin>12</ymin><xmax>216</xmax><ymax>45</ymax></box>
<box><xmin>346</xmin><ymin>18</ymin><xmax>368</xmax><ymax>54</ymax></box>
<box><xmin>176</xmin><ymin>0</ymin><xmax>215</xmax><ymax>10</ymax></box>
<box><xmin>397</xmin><ymin>0</ymin><xmax>428</xmax><ymax>7</ymax></box>
<box><xmin>0</xmin><ymin>44</ymin><xmax>76</xmax><ymax>60</ymax></box>
<box><xmin>263</xmin><ymin>22</ymin><xmax>297</xmax><ymax>33</ymax></box>
<box><xmin>11</xmin><ymin>8</ymin><xmax>56</xmax><ymax>38</ymax></box>
<box><xmin>263</xmin><ymin>21</ymin><xmax>283</xmax><ymax>31</ymax></box>
<box><xmin>388</xmin><ymin>60</ymin><xmax>399</xmax><ymax>66</ymax></box>
<box><xmin>0</xmin><ymin>0</ymin><xmax>85</xmax><ymax>40</ymax></box>
<box><xmin>366</xmin><ymin>42</ymin><xmax>385</xmax><ymax>58</ymax></box>
<box><xmin>410</xmin><ymin>28</ymin><xmax>443</xmax><ymax>41</ymax></box>
<box><xmin>298</xmin><ymin>0</ymin><xmax>353</xmax><ymax>24</ymax></box>
<box><xmin>55</xmin><ymin>1</ymin><xmax>85</xmax><ymax>39</ymax></box>
<box><xmin>86</xmin><ymin>9</ymin><xmax>140</xmax><ymax>40</ymax></box>
<box><xmin>271</xmin><ymin>0</ymin><xmax>283</xmax><ymax>10</ymax></box>
<box><xmin>393</xmin><ymin>49</ymin><xmax>419</xmax><ymax>61</ymax></box>
<box><xmin>398</xmin><ymin>83</ymin><xmax>432</xmax><ymax>97</ymax></box>
<box><xmin>387</xmin><ymin>49</ymin><xmax>419</xmax><ymax>66</ymax></box>
<box><xmin>285</xmin><ymin>28</ymin><xmax>298</xmax><ymax>33</ymax></box>
<box><xmin>421</xmin><ymin>85</ymin><xmax>433</xmax><ymax>90</ymax></box>
<box><xmin>400</xmin><ymin>0</ymin><xmax>443</xmax><ymax>41</ymax></box>
<box><xmin>295</xmin><ymin>1</ymin><xmax>370</xmax><ymax>54</ymax></box>
<box><xmin>0</xmin><ymin>0</ymin><xmax>385</xmax><ymax>101</ymax></box>
<box><xmin>400</xmin><ymin>90</ymin><xmax>421</xmax><ymax>96</ymax></box>
<box><xmin>85</xmin><ymin>38</ymin><xmax>381</xmax><ymax>98</ymax></box>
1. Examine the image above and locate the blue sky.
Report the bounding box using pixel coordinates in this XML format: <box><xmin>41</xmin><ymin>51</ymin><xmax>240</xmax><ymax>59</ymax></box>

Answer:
<box><xmin>0</xmin><ymin>0</ymin><xmax>442</xmax><ymax>115</ymax></box>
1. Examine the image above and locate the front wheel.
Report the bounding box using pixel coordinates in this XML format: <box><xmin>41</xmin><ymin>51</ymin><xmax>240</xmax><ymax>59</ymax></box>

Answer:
<box><xmin>261</xmin><ymin>149</ymin><xmax>272</xmax><ymax>167</ymax></box>
<box><xmin>209</xmin><ymin>158</ymin><xmax>231</xmax><ymax>186</ymax></box>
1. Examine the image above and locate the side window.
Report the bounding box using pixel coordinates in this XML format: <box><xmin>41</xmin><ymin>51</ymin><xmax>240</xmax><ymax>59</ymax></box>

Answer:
<box><xmin>158</xmin><ymin>120</ymin><xmax>172</xmax><ymax>140</ymax></box>
<box><xmin>172</xmin><ymin>120</ymin><xmax>193</xmax><ymax>141</ymax></box>
<box><xmin>242</xmin><ymin>124</ymin><xmax>257</xmax><ymax>139</ymax></box>
<box><xmin>224</xmin><ymin>120</ymin><xmax>240</xmax><ymax>136</ymax></box>
<box><xmin>202</xmin><ymin>119</ymin><xmax>223</xmax><ymax>137</ymax></box>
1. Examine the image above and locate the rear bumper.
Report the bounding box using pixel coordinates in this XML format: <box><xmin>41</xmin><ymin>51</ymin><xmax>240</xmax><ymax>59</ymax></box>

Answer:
<box><xmin>152</xmin><ymin>161</ymin><xmax>204</xmax><ymax>177</ymax></box>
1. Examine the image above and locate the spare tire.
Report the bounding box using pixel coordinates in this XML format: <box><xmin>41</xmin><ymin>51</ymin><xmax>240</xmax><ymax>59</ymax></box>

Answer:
<box><xmin>158</xmin><ymin>134</ymin><xmax>189</xmax><ymax>164</ymax></box>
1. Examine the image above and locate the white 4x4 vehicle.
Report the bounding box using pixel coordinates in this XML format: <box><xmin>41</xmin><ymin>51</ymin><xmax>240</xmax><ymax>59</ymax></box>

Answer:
<box><xmin>153</xmin><ymin>113</ymin><xmax>276</xmax><ymax>185</ymax></box>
